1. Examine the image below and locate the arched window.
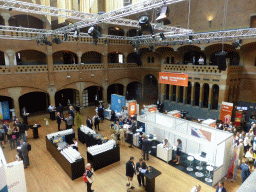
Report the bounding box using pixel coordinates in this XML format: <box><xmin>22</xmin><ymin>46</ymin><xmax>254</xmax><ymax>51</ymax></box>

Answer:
<box><xmin>187</xmin><ymin>82</ymin><xmax>192</xmax><ymax>104</ymax></box>
<box><xmin>108</xmin><ymin>52</ymin><xmax>123</xmax><ymax>63</ymax></box>
<box><xmin>108</xmin><ymin>27</ymin><xmax>124</xmax><ymax>36</ymax></box>
<box><xmin>9</xmin><ymin>15</ymin><xmax>43</xmax><ymax>29</ymax></box>
<box><xmin>15</xmin><ymin>50</ymin><xmax>47</xmax><ymax>65</ymax></box>
<box><xmin>212</xmin><ymin>85</ymin><xmax>219</xmax><ymax>110</ymax></box>
<box><xmin>194</xmin><ymin>83</ymin><xmax>200</xmax><ymax>106</ymax></box>
<box><xmin>81</xmin><ymin>51</ymin><xmax>102</xmax><ymax>64</ymax></box>
<box><xmin>203</xmin><ymin>84</ymin><xmax>209</xmax><ymax>108</ymax></box>
<box><xmin>53</xmin><ymin>51</ymin><xmax>78</xmax><ymax>64</ymax></box>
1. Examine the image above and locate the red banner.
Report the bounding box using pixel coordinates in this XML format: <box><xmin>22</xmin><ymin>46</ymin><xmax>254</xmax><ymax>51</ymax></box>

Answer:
<box><xmin>220</xmin><ymin>102</ymin><xmax>233</xmax><ymax>124</ymax></box>
<box><xmin>159</xmin><ymin>72</ymin><xmax>188</xmax><ymax>86</ymax></box>
<box><xmin>129</xmin><ymin>102</ymin><xmax>137</xmax><ymax>116</ymax></box>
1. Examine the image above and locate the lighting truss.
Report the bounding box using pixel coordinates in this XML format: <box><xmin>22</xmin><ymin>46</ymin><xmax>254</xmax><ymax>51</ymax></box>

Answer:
<box><xmin>131</xmin><ymin>28</ymin><xmax>256</xmax><ymax>45</ymax></box>
<box><xmin>0</xmin><ymin>25</ymin><xmax>52</xmax><ymax>35</ymax></box>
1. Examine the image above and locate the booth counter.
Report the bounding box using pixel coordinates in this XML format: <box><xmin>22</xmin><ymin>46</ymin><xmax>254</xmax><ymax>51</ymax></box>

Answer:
<box><xmin>156</xmin><ymin>144</ymin><xmax>172</xmax><ymax>162</ymax></box>
<box><xmin>78</xmin><ymin>128</ymin><xmax>102</xmax><ymax>147</ymax></box>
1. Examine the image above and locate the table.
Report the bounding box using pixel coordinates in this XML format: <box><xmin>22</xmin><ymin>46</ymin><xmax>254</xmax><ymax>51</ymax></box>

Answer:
<box><xmin>46</xmin><ymin>136</ymin><xmax>85</xmax><ymax>180</ymax></box>
<box><xmin>23</xmin><ymin>113</ymin><xmax>29</xmax><ymax>125</ymax></box>
<box><xmin>77</xmin><ymin>128</ymin><xmax>102</xmax><ymax>147</ymax></box>
<box><xmin>144</xmin><ymin>166</ymin><xmax>162</xmax><ymax>192</ymax></box>
<box><xmin>87</xmin><ymin>145</ymin><xmax>120</xmax><ymax>171</ymax></box>
<box><xmin>193</xmin><ymin>154</ymin><xmax>208</xmax><ymax>177</ymax></box>
<box><xmin>157</xmin><ymin>144</ymin><xmax>172</xmax><ymax>162</ymax></box>
<box><xmin>28</xmin><ymin>124</ymin><xmax>41</xmax><ymax>139</ymax></box>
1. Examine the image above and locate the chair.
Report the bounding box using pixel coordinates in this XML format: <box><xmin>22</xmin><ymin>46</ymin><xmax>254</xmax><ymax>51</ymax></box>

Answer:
<box><xmin>205</xmin><ymin>166</ymin><xmax>214</xmax><ymax>182</ymax></box>
<box><xmin>186</xmin><ymin>156</ymin><xmax>194</xmax><ymax>171</ymax></box>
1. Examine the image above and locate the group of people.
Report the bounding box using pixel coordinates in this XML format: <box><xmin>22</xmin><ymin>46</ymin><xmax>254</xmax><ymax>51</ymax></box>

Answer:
<box><xmin>191</xmin><ymin>182</ymin><xmax>227</xmax><ymax>192</ymax></box>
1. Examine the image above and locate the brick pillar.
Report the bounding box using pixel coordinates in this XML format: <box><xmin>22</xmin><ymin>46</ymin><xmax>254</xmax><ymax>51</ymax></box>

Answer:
<box><xmin>169</xmin><ymin>85</ymin><xmax>173</xmax><ymax>101</ymax></box>
<box><xmin>176</xmin><ymin>86</ymin><xmax>180</xmax><ymax>102</ymax></box>
<box><xmin>191</xmin><ymin>82</ymin><xmax>195</xmax><ymax>106</ymax></box>
<box><xmin>124</xmin><ymin>52</ymin><xmax>128</xmax><ymax>63</ymax></box>
<box><xmin>47</xmin><ymin>86</ymin><xmax>57</xmax><ymax>106</ymax></box>
<box><xmin>46</xmin><ymin>48</ymin><xmax>54</xmax><ymax>85</ymax></box>
<box><xmin>208</xmin><ymin>84</ymin><xmax>213</xmax><ymax>109</ymax></box>
<box><xmin>183</xmin><ymin>86</ymin><xmax>188</xmax><ymax>104</ymax></box>
<box><xmin>8</xmin><ymin>87</ymin><xmax>22</xmax><ymax>118</ymax></box>
<box><xmin>199</xmin><ymin>84</ymin><xmax>204</xmax><ymax>108</ymax></box>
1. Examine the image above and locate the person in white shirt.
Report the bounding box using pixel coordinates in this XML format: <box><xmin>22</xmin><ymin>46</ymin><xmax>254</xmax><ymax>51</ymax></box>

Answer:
<box><xmin>244</xmin><ymin>133</ymin><xmax>250</xmax><ymax>152</ymax></box>
<box><xmin>190</xmin><ymin>184</ymin><xmax>201</xmax><ymax>192</ymax></box>
<box><xmin>48</xmin><ymin>105</ymin><xmax>55</xmax><ymax>120</ymax></box>
<box><xmin>70</xmin><ymin>138</ymin><xmax>78</xmax><ymax>151</ymax></box>
<box><xmin>198</xmin><ymin>56</ymin><xmax>204</xmax><ymax>65</ymax></box>
<box><xmin>163</xmin><ymin>139</ymin><xmax>170</xmax><ymax>148</ymax></box>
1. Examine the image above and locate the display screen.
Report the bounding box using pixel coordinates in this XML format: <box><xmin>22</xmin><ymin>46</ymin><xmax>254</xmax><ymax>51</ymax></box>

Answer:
<box><xmin>236</xmin><ymin>106</ymin><xmax>248</xmax><ymax>110</ymax></box>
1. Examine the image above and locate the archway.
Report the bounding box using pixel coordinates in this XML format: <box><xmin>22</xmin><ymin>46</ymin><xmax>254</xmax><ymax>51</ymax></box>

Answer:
<box><xmin>194</xmin><ymin>83</ymin><xmax>200</xmax><ymax>106</ymax></box>
<box><xmin>9</xmin><ymin>15</ymin><xmax>43</xmax><ymax>29</ymax></box>
<box><xmin>0</xmin><ymin>51</ymin><xmax>5</xmax><ymax>65</ymax></box>
<box><xmin>143</xmin><ymin>74</ymin><xmax>158</xmax><ymax>102</ymax></box>
<box><xmin>107</xmin><ymin>84</ymin><xmax>124</xmax><ymax>103</ymax></box>
<box><xmin>165</xmin><ymin>84</ymin><xmax>169</xmax><ymax>100</ymax></box>
<box><xmin>55</xmin><ymin>89</ymin><xmax>79</xmax><ymax>107</ymax></box>
<box><xmin>16</xmin><ymin>50</ymin><xmax>46</xmax><ymax>65</ymax></box>
<box><xmin>108</xmin><ymin>52</ymin><xmax>123</xmax><ymax>63</ymax></box>
<box><xmin>0</xmin><ymin>15</ymin><xmax>4</xmax><ymax>25</ymax></box>
<box><xmin>82</xmin><ymin>86</ymin><xmax>103</xmax><ymax>107</ymax></box>
<box><xmin>212</xmin><ymin>85</ymin><xmax>219</xmax><ymax>110</ymax></box>
<box><xmin>203</xmin><ymin>84</ymin><xmax>209</xmax><ymax>108</ymax></box>
<box><xmin>127</xmin><ymin>82</ymin><xmax>142</xmax><ymax>101</ymax></box>
<box><xmin>183</xmin><ymin>51</ymin><xmax>206</xmax><ymax>65</ymax></box>
<box><xmin>53</xmin><ymin>51</ymin><xmax>78</xmax><ymax>64</ymax></box>
<box><xmin>210</xmin><ymin>51</ymin><xmax>240</xmax><ymax>66</ymax></box>
<box><xmin>108</xmin><ymin>27</ymin><xmax>124</xmax><ymax>36</ymax></box>
<box><xmin>127</xmin><ymin>52</ymin><xmax>139</xmax><ymax>63</ymax></box>
<box><xmin>19</xmin><ymin>92</ymin><xmax>49</xmax><ymax>114</ymax></box>
<box><xmin>81</xmin><ymin>51</ymin><xmax>102</xmax><ymax>64</ymax></box>
<box><xmin>187</xmin><ymin>82</ymin><xmax>192</xmax><ymax>104</ymax></box>
<box><xmin>127</xmin><ymin>29</ymin><xmax>142</xmax><ymax>37</ymax></box>
<box><xmin>0</xmin><ymin>96</ymin><xmax>14</xmax><ymax>119</ymax></box>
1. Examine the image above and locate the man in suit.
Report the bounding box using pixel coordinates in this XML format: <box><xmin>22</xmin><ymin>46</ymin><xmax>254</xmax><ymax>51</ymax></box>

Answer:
<box><xmin>57</xmin><ymin>103</ymin><xmax>64</xmax><ymax>118</ymax></box>
<box><xmin>19</xmin><ymin>139</ymin><xmax>29</xmax><ymax>169</ymax></box>
<box><xmin>123</xmin><ymin>116</ymin><xmax>129</xmax><ymax>124</ymax></box>
<box><xmin>86</xmin><ymin>116</ymin><xmax>93</xmax><ymax>129</ymax></box>
<box><xmin>136</xmin><ymin>158</ymin><xmax>147</xmax><ymax>187</ymax></box>
<box><xmin>240</xmin><ymin>158</ymin><xmax>251</xmax><ymax>183</ymax></box>
<box><xmin>66</xmin><ymin>114</ymin><xmax>73</xmax><ymax>129</ymax></box>
<box><xmin>21</xmin><ymin>107</ymin><xmax>28</xmax><ymax>125</ymax></box>
<box><xmin>215</xmin><ymin>181</ymin><xmax>227</xmax><ymax>192</ymax></box>
<box><xmin>126</xmin><ymin>156</ymin><xmax>135</xmax><ymax>192</ymax></box>
<box><xmin>93</xmin><ymin>113</ymin><xmax>100</xmax><ymax>131</ymax></box>
<box><xmin>56</xmin><ymin>112</ymin><xmax>63</xmax><ymax>131</ymax></box>
<box><xmin>69</xmin><ymin>108</ymin><xmax>75</xmax><ymax>125</ymax></box>
<box><xmin>142</xmin><ymin>136</ymin><xmax>150</xmax><ymax>161</ymax></box>
<box><xmin>48</xmin><ymin>104</ymin><xmax>55</xmax><ymax>120</ymax></box>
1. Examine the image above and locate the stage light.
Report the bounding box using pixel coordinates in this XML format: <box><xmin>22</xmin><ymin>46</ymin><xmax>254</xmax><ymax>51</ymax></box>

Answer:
<box><xmin>8</xmin><ymin>8</ymin><xmax>12</xmax><ymax>11</ymax></box>
<box><xmin>139</xmin><ymin>16</ymin><xmax>154</xmax><ymax>35</ymax></box>
<box><xmin>206</xmin><ymin>40</ymin><xmax>210</xmax><ymax>43</ymax></box>
<box><xmin>149</xmin><ymin>45</ymin><xmax>154</xmax><ymax>51</ymax></box>
<box><xmin>44</xmin><ymin>40</ymin><xmax>52</xmax><ymax>46</ymax></box>
<box><xmin>232</xmin><ymin>39</ymin><xmax>242</xmax><ymax>48</ymax></box>
<box><xmin>197</xmin><ymin>41</ymin><xmax>200</xmax><ymax>44</ymax></box>
<box><xmin>88</xmin><ymin>26</ymin><xmax>102</xmax><ymax>45</ymax></box>
<box><xmin>73</xmin><ymin>29</ymin><xmax>79</xmax><ymax>39</ymax></box>
<box><xmin>159</xmin><ymin>32</ymin><xmax>166</xmax><ymax>40</ymax></box>
<box><xmin>180</xmin><ymin>42</ymin><xmax>183</xmax><ymax>45</ymax></box>
<box><xmin>156</xmin><ymin>5</ymin><xmax>171</xmax><ymax>25</ymax></box>
<box><xmin>63</xmin><ymin>33</ymin><xmax>69</xmax><ymax>41</ymax></box>
<box><xmin>52</xmin><ymin>36</ymin><xmax>62</xmax><ymax>44</ymax></box>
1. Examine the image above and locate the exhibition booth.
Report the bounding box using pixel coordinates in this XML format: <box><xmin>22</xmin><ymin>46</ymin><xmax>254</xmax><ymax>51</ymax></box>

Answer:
<box><xmin>137</xmin><ymin>112</ymin><xmax>233</xmax><ymax>187</ymax></box>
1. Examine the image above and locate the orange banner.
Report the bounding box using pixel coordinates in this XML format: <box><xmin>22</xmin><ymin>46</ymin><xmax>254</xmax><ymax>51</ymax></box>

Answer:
<box><xmin>159</xmin><ymin>72</ymin><xmax>188</xmax><ymax>86</ymax></box>
<box><xmin>220</xmin><ymin>102</ymin><xmax>233</xmax><ymax>124</ymax></box>
<box><xmin>148</xmin><ymin>107</ymin><xmax>157</xmax><ymax>112</ymax></box>
<box><xmin>129</xmin><ymin>102</ymin><xmax>137</xmax><ymax>116</ymax></box>
<box><xmin>173</xmin><ymin>113</ymin><xmax>181</xmax><ymax>118</ymax></box>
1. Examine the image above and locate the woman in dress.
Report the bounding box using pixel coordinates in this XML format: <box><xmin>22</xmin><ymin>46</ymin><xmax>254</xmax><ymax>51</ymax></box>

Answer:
<box><xmin>173</xmin><ymin>139</ymin><xmax>182</xmax><ymax>165</ymax></box>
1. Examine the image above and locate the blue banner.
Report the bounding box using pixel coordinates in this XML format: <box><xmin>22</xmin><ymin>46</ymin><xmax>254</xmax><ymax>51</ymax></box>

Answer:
<box><xmin>111</xmin><ymin>94</ymin><xmax>125</xmax><ymax>113</ymax></box>
<box><xmin>1</xmin><ymin>102</ymin><xmax>10</xmax><ymax>120</ymax></box>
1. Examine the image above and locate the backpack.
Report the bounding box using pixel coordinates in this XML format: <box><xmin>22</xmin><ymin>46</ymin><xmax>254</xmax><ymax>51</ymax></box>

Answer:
<box><xmin>27</xmin><ymin>143</ymin><xmax>31</xmax><ymax>151</ymax></box>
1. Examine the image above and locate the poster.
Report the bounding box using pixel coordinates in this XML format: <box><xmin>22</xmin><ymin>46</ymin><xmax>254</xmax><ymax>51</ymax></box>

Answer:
<box><xmin>148</xmin><ymin>106</ymin><xmax>157</xmax><ymax>112</ymax></box>
<box><xmin>159</xmin><ymin>72</ymin><xmax>188</xmax><ymax>86</ymax></box>
<box><xmin>220</xmin><ymin>102</ymin><xmax>233</xmax><ymax>124</ymax></box>
<box><xmin>0</xmin><ymin>102</ymin><xmax>10</xmax><ymax>120</ymax></box>
<box><xmin>191</xmin><ymin>127</ymin><xmax>212</xmax><ymax>142</ymax></box>
<box><xmin>129</xmin><ymin>102</ymin><xmax>137</xmax><ymax>117</ymax></box>
<box><xmin>111</xmin><ymin>94</ymin><xmax>125</xmax><ymax>113</ymax></box>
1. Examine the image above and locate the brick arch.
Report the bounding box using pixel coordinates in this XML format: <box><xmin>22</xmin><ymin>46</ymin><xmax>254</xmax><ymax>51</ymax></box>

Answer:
<box><xmin>19</xmin><ymin>87</ymin><xmax>48</xmax><ymax>97</ymax></box>
<box><xmin>177</xmin><ymin>45</ymin><xmax>201</xmax><ymax>54</ymax></box>
<box><xmin>9</xmin><ymin>14</ymin><xmax>44</xmax><ymax>29</ymax></box>
<box><xmin>204</xmin><ymin>43</ymin><xmax>235</xmax><ymax>56</ymax></box>
<box><xmin>57</xmin><ymin>81</ymin><xmax>103</xmax><ymax>92</ymax></box>
<box><xmin>111</xmin><ymin>77</ymin><xmax>141</xmax><ymax>86</ymax></box>
<box><xmin>154</xmin><ymin>46</ymin><xmax>174</xmax><ymax>55</ymax></box>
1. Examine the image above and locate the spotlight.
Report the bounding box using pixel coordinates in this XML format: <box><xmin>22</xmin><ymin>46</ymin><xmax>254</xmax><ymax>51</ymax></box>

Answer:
<box><xmin>139</xmin><ymin>16</ymin><xmax>154</xmax><ymax>35</ymax></box>
<box><xmin>52</xmin><ymin>36</ymin><xmax>62</xmax><ymax>44</ymax></box>
<box><xmin>8</xmin><ymin>8</ymin><xmax>12</xmax><ymax>11</ymax></box>
<box><xmin>197</xmin><ymin>40</ymin><xmax>200</xmax><ymax>44</ymax></box>
<box><xmin>159</xmin><ymin>32</ymin><xmax>166</xmax><ymax>40</ymax></box>
<box><xmin>180</xmin><ymin>42</ymin><xmax>183</xmax><ymax>45</ymax></box>
<box><xmin>73</xmin><ymin>29</ymin><xmax>79</xmax><ymax>39</ymax></box>
<box><xmin>63</xmin><ymin>33</ymin><xmax>69</xmax><ymax>41</ymax></box>
<box><xmin>44</xmin><ymin>40</ymin><xmax>52</xmax><ymax>46</ymax></box>
<box><xmin>149</xmin><ymin>45</ymin><xmax>154</xmax><ymax>51</ymax></box>
<box><xmin>206</xmin><ymin>40</ymin><xmax>210</xmax><ymax>43</ymax></box>
<box><xmin>232</xmin><ymin>39</ymin><xmax>242</xmax><ymax>48</ymax></box>
<box><xmin>173</xmin><ymin>42</ymin><xmax>176</xmax><ymax>45</ymax></box>
<box><xmin>88</xmin><ymin>26</ymin><xmax>102</xmax><ymax>45</ymax></box>
<box><xmin>156</xmin><ymin>5</ymin><xmax>171</xmax><ymax>25</ymax></box>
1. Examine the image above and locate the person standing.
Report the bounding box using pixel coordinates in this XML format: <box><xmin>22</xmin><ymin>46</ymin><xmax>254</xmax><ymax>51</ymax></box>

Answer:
<box><xmin>142</xmin><ymin>136</ymin><xmax>150</xmax><ymax>161</ymax></box>
<box><xmin>86</xmin><ymin>116</ymin><xmax>93</xmax><ymax>129</ymax></box>
<box><xmin>66</xmin><ymin>114</ymin><xmax>73</xmax><ymax>129</ymax></box>
<box><xmin>198</xmin><ymin>56</ymin><xmax>204</xmax><ymax>65</ymax></box>
<box><xmin>21</xmin><ymin>107</ymin><xmax>28</xmax><ymax>125</ymax></box>
<box><xmin>119</xmin><ymin>127</ymin><xmax>125</xmax><ymax>146</ymax></box>
<box><xmin>174</xmin><ymin>139</ymin><xmax>182</xmax><ymax>164</ymax></box>
<box><xmin>190</xmin><ymin>184</ymin><xmax>201</xmax><ymax>192</ymax></box>
<box><xmin>136</xmin><ymin>158</ymin><xmax>147</xmax><ymax>187</ymax></box>
<box><xmin>84</xmin><ymin>163</ymin><xmax>94</xmax><ymax>192</ymax></box>
<box><xmin>7</xmin><ymin>127</ymin><xmax>15</xmax><ymax>150</ymax></box>
<box><xmin>19</xmin><ymin>139</ymin><xmax>29</xmax><ymax>169</ymax></box>
<box><xmin>93</xmin><ymin>113</ymin><xmax>100</xmax><ymax>131</ymax></box>
<box><xmin>94</xmin><ymin>95</ymin><xmax>98</xmax><ymax>107</ymax></box>
<box><xmin>0</xmin><ymin>126</ymin><xmax>5</xmax><ymax>148</ymax></box>
<box><xmin>237</xmin><ymin>139</ymin><xmax>244</xmax><ymax>167</ymax></box>
<box><xmin>56</xmin><ymin>112</ymin><xmax>63</xmax><ymax>131</ymax></box>
<box><xmin>67</xmin><ymin>99</ymin><xmax>71</xmax><ymax>106</ymax></box>
<box><xmin>48</xmin><ymin>104</ymin><xmax>55</xmax><ymax>120</ymax></box>
<box><xmin>69</xmin><ymin>108</ymin><xmax>75</xmax><ymax>125</ymax></box>
<box><xmin>215</xmin><ymin>181</ymin><xmax>226</xmax><ymax>192</ymax></box>
<box><xmin>110</xmin><ymin>110</ymin><xmax>116</xmax><ymax>123</ymax></box>
<box><xmin>19</xmin><ymin>123</ymin><xmax>27</xmax><ymax>142</ymax></box>
<box><xmin>98</xmin><ymin>103</ymin><xmax>104</xmax><ymax>123</ymax></box>
<box><xmin>126</xmin><ymin>156</ymin><xmax>135</xmax><ymax>192</ymax></box>
<box><xmin>57</xmin><ymin>103</ymin><xmax>64</xmax><ymax>118</ymax></box>
<box><xmin>240</xmin><ymin>158</ymin><xmax>251</xmax><ymax>183</ymax></box>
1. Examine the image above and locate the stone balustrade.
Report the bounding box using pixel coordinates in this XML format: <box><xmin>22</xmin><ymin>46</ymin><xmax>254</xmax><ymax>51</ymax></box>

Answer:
<box><xmin>0</xmin><ymin>66</ymin><xmax>11</xmax><ymax>74</ymax></box>
<box><xmin>81</xmin><ymin>64</ymin><xmax>104</xmax><ymax>70</ymax></box>
<box><xmin>53</xmin><ymin>64</ymin><xmax>79</xmax><ymax>72</ymax></box>
<box><xmin>107</xmin><ymin>63</ymin><xmax>139</xmax><ymax>69</ymax></box>
<box><xmin>163</xmin><ymin>64</ymin><xmax>221</xmax><ymax>74</ymax></box>
<box><xmin>15</xmin><ymin>65</ymin><xmax>48</xmax><ymax>73</ymax></box>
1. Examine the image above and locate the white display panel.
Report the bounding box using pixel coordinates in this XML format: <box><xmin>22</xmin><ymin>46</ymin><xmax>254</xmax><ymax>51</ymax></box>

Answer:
<box><xmin>175</xmin><ymin>118</ymin><xmax>187</xmax><ymax>134</ymax></box>
<box><xmin>155</xmin><ymin>113</ymin><xmax>174</xmax><ymax>127</ymax></box>
<box><xmin>167</xmin><ymin>132</ymin><xmax>175</xmax><ymax>147</ymax></box>
<box><xmin>186</xmin><ymin>140</ymin><xmax>200</xmax><ymax>155</ymax></box>
<box><xmin>146</xmin><ymin>113</ymin><xmax>156</xmax><ymax>123</ymax></box>
<box><xmin>215</xmin><ymin>142</ymin><xmax>225</xmax><ymax>167</ymax></box>
<box><xmin>153</xmin><ymin>127</ymin><xmax>166</xmax><ymax>142</ymax></box>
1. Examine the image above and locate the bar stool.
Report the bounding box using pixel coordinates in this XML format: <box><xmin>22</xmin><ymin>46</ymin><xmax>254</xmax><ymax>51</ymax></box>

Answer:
<box><xmin>205</xmin><ymin>166</ymin><xmax>214</xmax><ymax>183</ymax></box>
<box><xmin>186</xmin><ymin>156</ymin><xmax>194</xmax><ymax>171</ymax></box>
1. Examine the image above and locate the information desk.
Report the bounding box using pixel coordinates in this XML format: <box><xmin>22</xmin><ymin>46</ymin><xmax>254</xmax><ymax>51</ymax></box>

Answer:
<box><xmin>28</xmin><ymin>124</ymin><xmax>41</xmax><ymax>139</ymax></box>
<box><xmin>78</xmin><ymin>128</ymin><xmax>102</xmax><ymax>147</ymax></box>
<box><xmin>87</xmin><ymin>145</ymin><xmax>120</xmax><ymax>171</ymax></box>
<box><xmin>157</xmin><ymin>144</ymin><xmax>172</xmax><ymax>162</ymax></box>
<box><xmin>144</xmin><ymin>166</ymin><xmax>162</xmax><ymax>192</ymax></box>
<box><xmin>46</xmin><ymin>136</ymin><xmax>85</xmax><ymax>180</ymax></box>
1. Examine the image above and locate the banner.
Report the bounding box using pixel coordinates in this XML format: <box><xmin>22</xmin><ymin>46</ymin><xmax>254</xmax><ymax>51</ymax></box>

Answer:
<box><xmin>191</xmin><ymin>127</ymin><xmax>212</xmax><ymax>142</ymax></box>
<box><xmin>129</xmin><ymin>102</ymin><xmax>137</xmax><ymax>117</ymax></box>
<box><xmin>148</xmin><ymin>106</ymin><xmax>157</xmax><ymax>112</ymax></box>
<box><xmin>111</xmin><ymin>94</ymin><xmax>125</xmax><ymax>113</ymax></box>
<box><xmin>0</xmin><ymin>102</ymin><xmax>10</xmax><ymax>120</ymax></box>
<box><xmin>159</xmin><ymin>72</ymin><xmax>188</xmax><ymax>86</ymax></box>
<box><xmin>220</xmin><ymin>102</ymin><xmax>233</xmax><ymax>124</ymax></box>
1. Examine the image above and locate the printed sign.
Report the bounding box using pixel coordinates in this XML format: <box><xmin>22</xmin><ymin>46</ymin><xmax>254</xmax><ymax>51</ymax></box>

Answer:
<box><xmin>191</xmin><ymin>127</ymin><xmax>212</xmax><ymax>142</ymax></box>
<box><xmin>159</xmin><ymin>72</ymin><xmax>188</xmax><ymax>86</ymax></box>
<box><xmin>129</xmin><ymin>102</ymin><xmax>137</xmax><ymax>117</ymax></box>
<box><xmin>220</xmin><ymin>102</ymin><xmax>233</xmax><ymax>124</ymax></box>
<box><xmin>0</xmin><ymin>102</ymin><xmax>10</xmax><ymax>120</ymax></box>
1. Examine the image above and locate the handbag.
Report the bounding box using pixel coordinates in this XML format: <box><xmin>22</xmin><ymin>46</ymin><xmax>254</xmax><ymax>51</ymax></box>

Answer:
<box><xmin>12</xmin><ymin>135</ymin><xmax>16</xmax><ymax>140</ymax></box>
<box><xmin>83</xmin><ymin>173</ymin><xmax>88</xmax><ymax>183</ymax></box>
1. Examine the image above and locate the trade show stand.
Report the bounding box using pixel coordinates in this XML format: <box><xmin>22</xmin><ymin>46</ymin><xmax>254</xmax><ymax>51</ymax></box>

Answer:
<box><xmin>157</xmin><ymin>144</ymin><xmax>172</xmax><ymax>162</ymax></box>
<box><xmin>87</xmin><ymin>144</ymin><xmax>120</xmax><ymax>171</ymax></box>
<box><xmin>46</xmin><ymin>136</ymin><xmax>85</xmax><ymax>180</ymax></box>
<box><xmin>78</xmin><ymin>128</ymin><xmax>103</xmax><ymax>147</ymax></box>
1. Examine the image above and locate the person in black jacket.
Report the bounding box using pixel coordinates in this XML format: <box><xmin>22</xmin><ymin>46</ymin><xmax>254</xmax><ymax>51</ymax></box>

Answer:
<box><xmin>84</xmin><ymin>163</ymin><xmax>94</xmax><ymax>192</ymax></box>
<box><xmin>142</xmin><ymin>136</ymin><xmax>151</xmax><ymax>161</ymax></box>
<box><xmin>56</xmin><ymin>112</ymin><xmax>63</xmax><ymax>131</ymax></box>
<box><xmin>93</xmin><ymin>113</ymin><xmax>100</xmax><ymax>131</ymax></box>
<box><xmin>110</xmin><ymin>110</ymin><xmax>116</xmax><ymax>123</ymax></box>
<box><xmin>98</xmin><ymin>103</ymin><xmax>104</xmax><ymax>123</ymax></box>
<box><xmin>136</xmin><ymin>158</ymin><xmax>147</xmax><ymax>187</ymax></box>
<box><xmin>57</xmin><ymin>103</ymin><xmax>64</xmax><ymax>118</ymax></box>
<box><xmin>86</xmin><ymin>116</ymin><xmax>93</xmax><ymax>129</ymax></box>
<box><xmin>126</xmin><ymin>156</ymin><xmax>135</xmax><ymax>192</ymax></box>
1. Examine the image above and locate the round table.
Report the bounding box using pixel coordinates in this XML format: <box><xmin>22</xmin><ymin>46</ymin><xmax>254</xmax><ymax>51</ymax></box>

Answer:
<box><xmin>194</xmin><ymin>154</ymin><xmax>208</xmax><ymax>177</ymax></box>
<box><xmin>205</xmin><ymin>166</ymin><xmax>214</xmax><ymax>182</ymax></box>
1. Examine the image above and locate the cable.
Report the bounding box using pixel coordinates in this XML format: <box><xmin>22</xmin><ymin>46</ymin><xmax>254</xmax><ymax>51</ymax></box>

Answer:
<box><xmin>187</xmin><ymin>0</ymin><xmax>191</xmax><ymax>30</ymax></box>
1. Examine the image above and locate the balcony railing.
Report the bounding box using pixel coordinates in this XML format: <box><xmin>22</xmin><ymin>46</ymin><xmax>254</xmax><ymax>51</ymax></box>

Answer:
<box><xmin>163</xmin><ymin>64</ymin><xmax>221</xmax><ymax>74</ymax></box>
<box><xmin>15</xmin><ymin>65</ymin><xmax>48</xmax><ymax>73</ymax></box>
<box><xmin>108</xmin><ymin>63</ymin><xmax>139</xmax><ymax>69</ymax></box>
<box><xmin>0</xmin><ymin>66</ymin><xmax>11</xmax><ymax>74</ymax></box>
<box><xmin>53</xmin><ymin>64</ymin><xmax>79</xmax><ymax>72</ymax></box>
<box><xmin>81</xmin><ymin>64</ymin><xmax>104</xmax><ymax>70</ymax></box>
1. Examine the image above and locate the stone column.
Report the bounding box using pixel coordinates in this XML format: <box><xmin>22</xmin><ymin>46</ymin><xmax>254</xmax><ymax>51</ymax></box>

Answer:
<box><xmin>76</xmin><ymin>82</ymin><xmax>85</xmax><ymax>106</ymax></box>
<box><xmin>199</xmin><ymin>84</ymin><xmax>204</xmax><ymax>108</ymax></box>
<box><xmin>191</xmin><ymin>82</ymin><xmax>195</xmax><ymax>106</ymax></box>
<box><xmin>218</xmin><ymin>85</ymin><xmax>227</xmax><ymax>110</ymax></box>
<box><xmin>176</xmin><ymin>86</ymin><xmax>180</xmax><ymax>102</ymax></box>
<box><xmin>183</xmin><ymin>86</ymin><xmax>188</xmax><ymax>104</ymax></box>
<box><xmin>124</xmin><ymin>52</ymin><xmax>128</xmax><ymax>63</ymax></box>
<box><xmin>1</xmin><ymin>13</ymin><xmax>11</xmax><ymax>26</ymax></box>
<box><xmin>46</xmin><ymin>48</ymin><xmax>55</xmax><ymax>85</ymax></box>
<box><xmin>8</xmin><ymin>87</ymin><xmax>22</xmax><ymax>118</ymax></box>
<box><xmin>169</xmin><ymin>85</ymin><xmax>173</xmax><ymax>101</ymax></box>
<box><xmin>6</xmin><ymin>50</ymin><xmax>16</xmax><ymax>66</ymax></box>
<box><xmin>47</xmin><ymin>86</ymin><xmax>57</xmax><ymax>106</ymax></box>
<box><xmin>208</xmin><ymin>84</ymin><xmax>213</xmax><ymax>109</ymax></box>
<box><xmin>123</xmin><ymin>84</ymin><xmax>127</xmax><ymax>97</ymax></box>
<box><xmin>77</xmin><ymin>51</ymin><xmax>82</xmax><ymax>64</ymax></box>
<box><xmin>103</xmin><ymin>83</ymin><xmax>108</xmax><ymax>104</ymax></box>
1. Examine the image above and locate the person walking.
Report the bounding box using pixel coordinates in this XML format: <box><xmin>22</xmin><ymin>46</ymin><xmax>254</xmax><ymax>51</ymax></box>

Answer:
<box><xmin>136</xmin><ymin>158</ymin><xmax>147</xmax><ymax>187</ymax></box>
<box><xmin>66</xmin><ymin>114</ymin><xmax>73</xmax><ymax>129</ymax></box>
<box><xmin>19</xmin><ymin>139</ymin><xmax>29</xmax><ymax>169</ymax></box>
<box><xmin>98</xmin><ymin>103</ymin><xmax>104</xmax><ymax>123</ymax></box>
<box><xmin>240</xmin><ymin>158</ymin><xmax>251</xmax><ymax>183</ymax></box>
<box><xmin>86</xmin><ymin>116</ymin><xmax>93</xmax><ymax>129</ymax></box>
<box><xmin>142</xmin><ymin>136</ymin><xmax>150</xmax><ymax>161</ymax></box>
<box><xmin>57</xmin><ymin>103</ymin><xmax>64</xmax><ymax>118</ymax></box>
<box><xmin>84</xmin><ymin>163</ymin><xmax>94</xmax><ymax>192</ymax></box>
<box><xmin>215</xmin><ymin>181</ymin><xmax>227</xmax><ymax>192</ymax></box>
<box><xmin>126</xmin><ymin>156</ymin><xmax>136</xmax><ymax>192</ymax></box>
<box><xmin>7</xmin><ymin>127</ymin><xmax>15</xmax><ymax>149</ymax></box>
